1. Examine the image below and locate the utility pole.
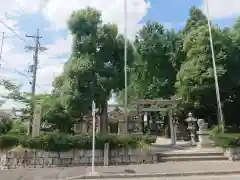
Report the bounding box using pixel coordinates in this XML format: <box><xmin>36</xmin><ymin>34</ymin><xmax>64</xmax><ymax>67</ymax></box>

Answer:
<box><xmin>26</xmin><ymin>29</ymin><xmax>46</xmax><ymax>135</ymax></box>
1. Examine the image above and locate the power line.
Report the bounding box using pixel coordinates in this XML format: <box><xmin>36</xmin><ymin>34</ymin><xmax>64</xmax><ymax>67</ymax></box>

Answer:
<box><xmin>1</xmin><ymin>57</ymin><xmax>30</xmax><ymax>79</ymax></box>
<box><xmin>1</xmin><ymin>57</ymin><xmax>48</xmax><ymax>93</ymax></box>
<box><xmin>0</xmin><ymin>52</ymin><xmax>47</xmax><ymax>93</ymax></box>
<box><xmin>0</xmin><ymin>31</ymin><xmax>30</xmax><ymax>79</ymax></box>
<box><xmin>0</xmin><ymin>21</ymin><xmax>53</xmax><ymax>95</ymax></box>
<box><xmin>0</xmin><ymin>20</ymin><xmax>32</xmax><ymax>46</ymax></box>
<box><xmin>0</xmin><ymin>20</ymin><xmax>49</xmax><ymax>57</ymax></box>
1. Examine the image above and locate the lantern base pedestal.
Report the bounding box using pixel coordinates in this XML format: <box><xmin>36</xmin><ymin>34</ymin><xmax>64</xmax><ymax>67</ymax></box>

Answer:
<box><xmin>197</xmin><ymin>131</ymin><xmax>213</xmax><ymax>148</ymax></box>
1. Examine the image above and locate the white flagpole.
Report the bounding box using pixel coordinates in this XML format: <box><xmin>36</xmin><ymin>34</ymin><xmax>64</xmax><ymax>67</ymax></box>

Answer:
<box><xmin>124</xmin><ymin>0</ymin><xmax>128</xmax><ymax>133</ymax></box>
<box><xmin>205</xmin><ymin>0</ymin><xmax>224</xmax><ymax>132</ymax></box>
<box><xmin>91</xmin><ymin>100</ymin><xmax>96</xmax><ymax>174</ymax></box>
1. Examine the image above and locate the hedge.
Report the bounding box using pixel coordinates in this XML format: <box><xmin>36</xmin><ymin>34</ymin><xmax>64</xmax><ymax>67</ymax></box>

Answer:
<box><xmin>0</xmin><ymin>134</ymin><xmax>19</xmax><ymax>150</ymax></box>
<box><xmin>0</xmin><ymin>132</ymin><xmax>157</xmax><ymax>151</ymax></box>
<box><xmin>212</xmin><ymin>133</ymin><xmax>240</xmax><ymax>148</ymax></box>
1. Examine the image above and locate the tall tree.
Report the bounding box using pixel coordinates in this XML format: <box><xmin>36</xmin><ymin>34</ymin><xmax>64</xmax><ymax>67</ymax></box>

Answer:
<box><xmin>53</xmin><ymin>7</ymin><xmax>134</xmax><ymax>133</ymax></box>
<box><xmin>175</xmin><ymin>23</ymin><xmax>237</xmax><ymax>123</ymax></box>
<box><xmin>183</xmin><ymin>6</ymin><xmax>208</xmax><ymax>34</ymax></box>
<box><xmin>219</xmin><ymin>18</ymin><xmax>240</xmax><ymax>126</ymax></box>
<box><xmin>119</xmin><ymin>21</ymin><xmax>184</xmax><ymax>102</ymax></box>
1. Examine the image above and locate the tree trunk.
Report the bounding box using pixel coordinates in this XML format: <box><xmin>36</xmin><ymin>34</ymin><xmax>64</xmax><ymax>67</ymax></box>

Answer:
<box><xmin>100</xmin><ymin>101</ymin><xmax>108</xmax><ymax>134</ymax></box>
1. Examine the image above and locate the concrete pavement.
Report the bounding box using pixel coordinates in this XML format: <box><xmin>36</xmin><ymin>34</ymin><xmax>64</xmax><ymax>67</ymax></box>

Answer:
<box><xmin>84</xmin><ymin>175</ymin><xmax>240</xmax><ymax>180</ymax></box>
<box><xmin>1</xmin><ymin>161</ymin><xmax>240</xmax><ymax>180</ymax></box>
<box><xmin>67</xmin><ymin>161</ymin><xmax>240</xmax><ymax>179</ymax></box>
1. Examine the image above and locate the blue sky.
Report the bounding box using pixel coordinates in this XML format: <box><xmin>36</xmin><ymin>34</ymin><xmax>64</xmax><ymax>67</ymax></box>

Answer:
<box><xmin>14</xmin><ymin>0</ymin><xmax>240</xmax><ymax>51</ymax></box>
<box><xmin>0</xmin><ymin>0</ymin><xmax>240</xmax><ymax>108</ymax></box>
<box><xmin>144</xmin><ymin>0</ymin><xmax>238</xmax><ymax>29</ymax></box>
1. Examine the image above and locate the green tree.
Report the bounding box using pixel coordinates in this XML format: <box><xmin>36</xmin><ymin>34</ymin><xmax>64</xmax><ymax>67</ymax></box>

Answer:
<box><xmin>175</xmin><ymin>24</ymin><xmax>236</xmax><ymax>122</ymax></box>
<box><xmin>41</xmin><ymin>100</ymin><xmax>73</xmax><ymax>133</ymax></box>
<box><xmin>53</xmin><ymin>7</ymin><xmax>134</xmax><ymax>133</ymax></box>
<box><xmin>20</xmin><ymin>93</ymin><xmax>73</xmax><ymax>133</ymax></box>
<box><xmin>119</xmin><ymin>21</ymin><xmax>183</xmax><ymax>103</ymax></box>
<box><xmin>175</xmin><ymin>7</ymin><xmax>240</xmax><ymax>127</ymax></box>
<box><xmin>0</xmin><ymin>79</ymin><xmax>26</xmax><ymax>102</ymax></box>
<box><xmin>8</xmin><ymin>121</ymin><xmax>28</xmax><ymax>135</ymax></box>
<box><xmin>183</xmin><ymin>6</ymin><xmax>208</xmax><ymax>34</ymax></box>
<box><xmin>219</xmin><ymin>18</ymin><xmax>240</xmax><ymax>126</ymax></box>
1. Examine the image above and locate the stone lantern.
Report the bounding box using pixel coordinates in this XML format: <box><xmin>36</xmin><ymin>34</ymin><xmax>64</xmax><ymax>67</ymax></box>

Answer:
<box><xmin>185</xmin><ymin>112</ymin><xmax>197</xmax><ymax>145</ymax></box>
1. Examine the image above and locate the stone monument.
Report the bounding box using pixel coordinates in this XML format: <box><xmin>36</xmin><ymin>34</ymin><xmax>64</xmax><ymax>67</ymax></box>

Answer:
<box><xmin>197</xmin><ymin>119</ymin><xmax>213</xmax><ymax>148</ymax></box>
<box><xmin>32</xmin><ymin>105</ymin><xmax>41</xmax><ymax>137</ymax></box>
<box><xmin>185</xmin><ymin>112</ymin><xmax>197</xmax><ymax>145</ymax></box>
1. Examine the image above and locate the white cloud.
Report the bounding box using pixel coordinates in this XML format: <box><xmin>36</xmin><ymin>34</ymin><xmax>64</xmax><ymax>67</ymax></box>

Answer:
<box><xmin>0</xmin><ymin>0</ymin><xmax>44</xmax><ymax>17</ymax></box>
<box><xmin>45</xmin><ymin>34</ymin><xmax>72</xmax><ymax>57</ymax></box>
<box><xmin>0</xmin><ymin>0</ymin><xmax>150</xmax><ymax>109</ymax></box>
<box><xmin>42</xmin><ymin>0</ymin><xmax>150</xmax><ymax>38</ymax></box>
<box><xmin>202</xmin><ymin>0</ymin><xmax>240</xmax><ymax>19</ymax></box>
<box><xmin>36</xmin><ymin>62</ymin><xmax>64</xmax><ymax>93</ymax></box>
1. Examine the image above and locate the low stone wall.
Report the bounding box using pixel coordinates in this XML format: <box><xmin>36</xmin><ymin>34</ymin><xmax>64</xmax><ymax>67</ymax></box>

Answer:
<box><xmin>109</xmin><ymin>148</ymin><xmax>157</xmax><ymax>165</ymax></box>
<box><xmin>224</xmin><ymin>147</ymin><xmax>240</xmax><ymax>161</ymax></box>
<box><xmin>0</xmin><ymin>147</ymin><xmax>158</xmax><ymax>169</ymax></box>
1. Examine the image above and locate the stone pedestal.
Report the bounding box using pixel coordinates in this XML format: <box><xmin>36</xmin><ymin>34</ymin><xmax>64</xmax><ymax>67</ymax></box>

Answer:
<box><xmin>197</xmin><ymin>131</ymin><xmax>213</xmax><ymax>148</ymax></box>
<box><xmin>197</xmin><ymin>119</ymin><xmax>213</xmax><ymax>148</ymax></box>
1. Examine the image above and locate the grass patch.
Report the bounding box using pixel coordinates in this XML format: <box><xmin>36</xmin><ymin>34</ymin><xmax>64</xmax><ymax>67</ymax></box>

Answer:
<box><xmin>213</xmin><ymin>133</ymin><xmax>240</xmax><ymax>148</ymax></box>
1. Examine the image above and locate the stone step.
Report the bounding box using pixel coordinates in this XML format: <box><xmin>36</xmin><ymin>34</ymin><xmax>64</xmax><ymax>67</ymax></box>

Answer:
<box><xmin>160</xmin><ymin>152</ymin><xmax>224</xmax><ymax>157</ymax></box>
<box><xmin>161</xmin><ymin>155</ymin><xmax>228</xmax><ymax>162</ymax></box>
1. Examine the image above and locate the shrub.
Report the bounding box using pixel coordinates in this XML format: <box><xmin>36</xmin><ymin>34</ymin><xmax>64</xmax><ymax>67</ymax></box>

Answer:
<box><xmin>19</xmin><ymin>133</ymin><xmax>157</xmax><ymax>151</ymax></box>
<box><xmin>43</xmin><ymin>132</ymin><xmax>71</xmax><ymax>152</ymax></box>
<box><xmin>209</xmin><ymin>125</ymin><xmax>221</xmax><ymax>139</ymax></box>
<box><xmin>142</xmin><ymin>135</ymin><xmax>157</xmax><ymax>144</ymax></box>
<box><xmin>0</xmin><ymin>134</ymin><xmax>19</xmax><ymax>150</ymax></box>
<box><xmin>0</xmin><ymin>118</ymin><xmax>13</xmax><ymax>134</ymax></box>
<box><xmin>213</xmin><ymin>133</ymin><xmax>240</xmax><ymax>148</ymax></box>
<box><xmin>8</xmin><ymin>121</ymin><xmax>28</xmax><ymax>135</ymax></box>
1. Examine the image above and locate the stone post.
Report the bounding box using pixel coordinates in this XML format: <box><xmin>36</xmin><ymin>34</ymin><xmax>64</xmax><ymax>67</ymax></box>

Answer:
<box><xmin>118</xmin><ymin>120</ymin><xmax>125</xmax><ymax>134</ymax></box>
<box><xmin>32</xmin><ymin>105</ymin><xmax>41</xmax><ymax>137</ymax></box>
<box><xmin>168</xmin><ymin>108</ymin><xmax>176</xmax><ymax>145</ymax></box>
<box><xmin>104</xmin><ymin>143</ymin><xmax>109</xmax><ymax>166</ymax></box>
<box><xmin>81</xmin><ymin>122</ymin><xmax>87</xmax><ymax>134</ymax></box>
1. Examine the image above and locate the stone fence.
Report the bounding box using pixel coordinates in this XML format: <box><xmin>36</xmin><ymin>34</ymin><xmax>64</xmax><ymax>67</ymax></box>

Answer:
<box><xmin>0</xmin><ymin>144</ymin><xmax>158</xmax><ymax>169</ymax></box>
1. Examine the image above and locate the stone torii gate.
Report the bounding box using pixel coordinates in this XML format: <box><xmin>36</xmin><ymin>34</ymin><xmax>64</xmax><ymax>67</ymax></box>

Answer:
<box><xmin>109</xmin><ymin>98</ymin><xmax>181</xmax><ymax>146</ymax></box>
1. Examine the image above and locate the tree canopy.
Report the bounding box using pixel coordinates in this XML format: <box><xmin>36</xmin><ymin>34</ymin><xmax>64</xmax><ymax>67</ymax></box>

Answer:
<box><xmin>118</xmin><ymin>6</ymin><xmax>240</xmax><ymax>126</ymax></box>
<box><xmin>51</xmin><ymin>7</ymin><xmax>134</xmax><ymax>133</ymax></box>
<box><xmin>17</xmin><ymin>6</ymin><xmax>240</xmax><ymax>134</ymax></box>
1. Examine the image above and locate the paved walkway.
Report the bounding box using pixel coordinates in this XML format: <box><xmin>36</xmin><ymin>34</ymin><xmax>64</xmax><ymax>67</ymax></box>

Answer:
<box><xmin>1</xmin><ymin>161</ymin><xmax>240</xmax><ymax>180</ymax></box>
<box><xmin>84</xmin><ymin>175</ymin><xmax>240</xmax><ymax>180</ymax></box>
<box><xmin>151</xmin><ymin>137</ymin><xmax>222</xmax><ymax>154</ymax></box>
<box><xmin>93</xmin><ymin>161</ymin><xmax>240</xmax><ymax>175</ymax></box>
